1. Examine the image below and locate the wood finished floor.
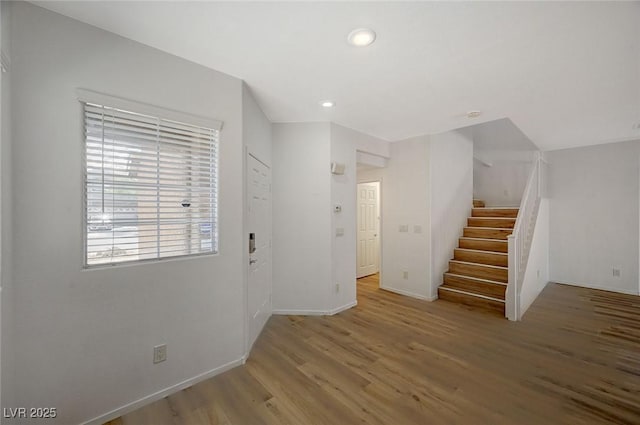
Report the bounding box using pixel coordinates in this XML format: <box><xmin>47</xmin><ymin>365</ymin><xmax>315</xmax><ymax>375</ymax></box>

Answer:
<box><xmin>108</xmin><ymin>275</ymin><xmax>640</xmax><ymax>424</ymax></box>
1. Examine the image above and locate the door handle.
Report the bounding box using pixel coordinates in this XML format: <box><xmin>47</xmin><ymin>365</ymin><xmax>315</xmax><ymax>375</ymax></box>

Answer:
<box><xmin>250</xmin><ymin>259</ymin><xmax>257</xmax><ymax>265</ymax></box>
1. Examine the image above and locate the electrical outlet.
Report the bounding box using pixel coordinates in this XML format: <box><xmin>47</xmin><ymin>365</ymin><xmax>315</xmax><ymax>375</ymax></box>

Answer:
<box><xmin>153</xmin><ymin>344</ymin><xmax>167</xmax><ymax>364</ymax></box>
<box><xmin>403</xmin><ymin>271</ymin><xmax>409</xmax><ymax>279</ymax></box>
<box><xmin>335</xmin><ymin>283</ymin><xmax>340</xmax><ymax>293</ymax></box>
<box><xmin>399</xmin><ymin>224</ymin><xmax>409</xmax><ymax>233</ymax></box>
<box><xmin>612</xmin><ymin>268</ymin><xmax>621</xmax><ymax>277</ymax></box>
<box><xmin>413</xmin><ymin>225</ymin><xmax>422</xmax><ymax>234</ymax></box>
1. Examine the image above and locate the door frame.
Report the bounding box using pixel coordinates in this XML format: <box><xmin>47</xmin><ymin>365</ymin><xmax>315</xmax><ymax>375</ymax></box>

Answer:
<box><xmin>356</xmin><ymin>178</ymin><xmax>383</xmax><ymax>289</ymax></box>
<box><xmin>243</xmin><ymin>148</ymin><xmax>272</xmax><ymax>357</ymax></box>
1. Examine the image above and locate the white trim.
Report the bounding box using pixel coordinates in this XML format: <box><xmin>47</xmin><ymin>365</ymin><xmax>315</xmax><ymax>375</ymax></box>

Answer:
<box><xmin>76</xmin><ymin>88</ymin><xmax>223</xmax><ymax>130</ymax></box>
<box><xmin>328</xmin><ymin>300</ymin><xmax>357</xmax><ymax>315</ymax></box>
<box><xmin>272</xmin><ymin>309</ymin><xmax>328</xmax><ymax>316</ymax></box>
<box><xmin>80</xmin><ymin>357</ymin><xmax>244</xmax><ymax>425</ymax></box>
<box><xmin>380</xmin><ymin>285</ymin><xmax>437</xmax><ymax>301</ymax></box>
<box><xmin>272</xmin><ymin>300</ymin><xmax>357</xmax><ymax>316</ymax></box>
<box><xmin>553</xmin><ymin>280</ymin><xmax>640</xmax><ymax>296</ymax></box>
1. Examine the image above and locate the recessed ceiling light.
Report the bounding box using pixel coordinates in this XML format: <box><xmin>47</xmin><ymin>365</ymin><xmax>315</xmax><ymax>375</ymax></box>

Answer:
<box><xmin>347</xmin><ymin>28</ymin><xmax>376</xmax><ymax>47</ymax></box>
<box><xmin>467</xmin><ymin>110</ymin><xmax>482</xmax><ymax>118</ymax></box>
<box><xmin>321</xmin><ymin>101</ymin><xmax>335</xmax><ymax>108</ymax></box>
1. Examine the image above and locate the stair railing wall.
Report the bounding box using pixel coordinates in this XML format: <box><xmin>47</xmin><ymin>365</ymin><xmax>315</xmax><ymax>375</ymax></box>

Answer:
<box><xmin>506</xmin><ymin>152</ymin><xmax>543</xmax><ymax>321</ymax></box>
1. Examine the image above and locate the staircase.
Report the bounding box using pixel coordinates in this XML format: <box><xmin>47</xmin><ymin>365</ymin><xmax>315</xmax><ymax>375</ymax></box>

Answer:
<box><xmin>437</xmin><ymin>199</ymin><xmax>518</xmax><ymax>315</ymax></box>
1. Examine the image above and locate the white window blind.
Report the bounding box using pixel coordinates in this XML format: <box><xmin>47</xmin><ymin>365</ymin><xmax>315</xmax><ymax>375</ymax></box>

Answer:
<box><xmin>83</xmin><ymin>101</ymin><xmax>219</xmax><ymax>267</ymax></box>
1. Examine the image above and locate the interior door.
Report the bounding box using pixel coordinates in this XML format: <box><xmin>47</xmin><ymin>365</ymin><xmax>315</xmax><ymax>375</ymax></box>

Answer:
<box><xmin>247</xmin><ymin>154</ymin><xmax>271</xmax><ymax>349</ymax></box>
<box><xmin>357</xmin><ymin>182</ymin><xmax>379</xmax><ymax>278</ymax></box>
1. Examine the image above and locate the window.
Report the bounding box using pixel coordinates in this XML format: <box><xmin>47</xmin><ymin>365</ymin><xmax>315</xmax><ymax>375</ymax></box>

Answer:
<box><xmin>81</xmin><ymin>92</ymin><xmax>220</xmax><ymax>267</ymax></box>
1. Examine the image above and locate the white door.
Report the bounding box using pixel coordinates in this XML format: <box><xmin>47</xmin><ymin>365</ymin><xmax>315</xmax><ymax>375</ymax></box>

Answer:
<box><xmin>247</xmin><ymin>154</ymin><xmax>271</xmax><ymax>349</ymax></box>
<box><xmin>357</xmin><ymin>182</ymin><xmax>380</xmax><ymax>278</ymax></box>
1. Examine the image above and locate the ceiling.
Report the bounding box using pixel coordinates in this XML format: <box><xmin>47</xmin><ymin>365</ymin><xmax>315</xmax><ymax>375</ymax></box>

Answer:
<box><xmin>34</xmin><ymin>1</ymin><xmax>640</xmax><ymax>151</ymax></box>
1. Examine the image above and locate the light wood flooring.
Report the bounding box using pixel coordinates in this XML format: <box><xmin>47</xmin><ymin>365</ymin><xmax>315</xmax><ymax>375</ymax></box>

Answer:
<box><xmin>108</xmin><ymin>275</ymin><xmax>640</xmax><ymax>424</ymax></box>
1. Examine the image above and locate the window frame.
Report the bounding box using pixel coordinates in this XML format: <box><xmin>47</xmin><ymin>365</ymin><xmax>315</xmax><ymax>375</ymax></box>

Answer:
<box><xmin>78</xmin><ymin>89</ymin><xmax>223</xmax><ymax>269</ymax></box>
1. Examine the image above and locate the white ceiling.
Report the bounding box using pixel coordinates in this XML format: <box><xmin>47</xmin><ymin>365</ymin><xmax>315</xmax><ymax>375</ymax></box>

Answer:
<box><xmin>34</xmin><ymin>1</ymin><xmax>640</xmax><ymax>151</ymax></box>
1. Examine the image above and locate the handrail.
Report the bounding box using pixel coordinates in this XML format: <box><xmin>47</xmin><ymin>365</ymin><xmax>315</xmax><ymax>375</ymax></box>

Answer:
<box><xmin>506</xmin><ymin>152</ymin><xmax>543</xmax><ymax>320</ymax></box>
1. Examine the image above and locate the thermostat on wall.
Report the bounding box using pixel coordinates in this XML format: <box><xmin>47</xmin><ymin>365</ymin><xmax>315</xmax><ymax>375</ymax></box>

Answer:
<box><xmin>331</xmin><ymin>162</ymin><xmax>345</xmax><ymax>175</ymax></box>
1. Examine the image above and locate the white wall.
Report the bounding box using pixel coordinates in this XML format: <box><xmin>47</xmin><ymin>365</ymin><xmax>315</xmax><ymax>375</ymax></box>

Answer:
<box><xmin>329</xmin><ymin>124</ymin><xmax>358</xmax><ymax>311</ymax></box>
<box><xmin>378</xmin><ymin>136</ymin><xmax>432</xmax><ymax>300</ymax></box>
<box><xmin>548</xmin><ymin>140</ymin><xmax>640</xmax><ymax>295</ymax></box>
<box><xmin>352</xmin><ymin>129</ymin><xmax>390</xmax><ymax>159</ymax></box>
<box><xmin>474</xmin><ymin>149</ymin><xmax>534</xmax><ymax>207</ymax></box>
<box><xmin>356</xmin><ymin>151</ymin><xmax>387</xmax><ymax>169</ymax></box>
<box><xmin>9</xmin><ymin>3</ymin><xmax>246</xmax><ymax>424</ymax></box>
<box><xmin>272</xmin><ymin>123</ymin><xmax>332</xmax><ymax>313</ymax></box>
<box><xmin>520</xmin><ymin>198</ymin><xmax>549</xmax><ymax>317</ymax></box>
<box><xmin>0</xmin><ymin>0</ymin><xmax>12</xmax><ymax>412</ymax></box>
<box><xmin>430</xmin><ymin>129</ymin><xmax>474</xmax><ymax>298</ymax></box>
<box><xmin>242</xmin><ymin>83</ymin><xmax>272</xmax><ymax>167</ymax></box>
<box><xmin>272</xmin><ymin>122</ymin><xmax>388</xmax><ymax>314</ymax></box>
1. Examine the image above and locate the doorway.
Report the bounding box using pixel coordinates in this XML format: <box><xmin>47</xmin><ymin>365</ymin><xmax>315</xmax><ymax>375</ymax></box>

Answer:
<box><xmin>356</xmin><ymin>181</ymin><xmax>380</xmax><ymax>278</ymax></box>
<box><xmin>246</xmin><ymin>153</ymin><xmax>272</xmax><ymax>351</ymax></box>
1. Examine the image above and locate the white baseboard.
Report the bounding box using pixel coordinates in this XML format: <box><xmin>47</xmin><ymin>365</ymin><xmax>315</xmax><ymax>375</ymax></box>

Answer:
<box><xmin>552</xmin><ymin>280</ymin><xmax>639</xmax><ymax>296</ymax></box>
<box><xmin>272</xmin><ymin>300</ymin><xmax>357</xmax><ymax>316</ymax></box>
<box><xmin>328</xmin><ymin>300</ymin><xmax>357</xmax><ymax>315</ymax></box>
<box><xmin>381</xmin><ymin>285</ymin><xmax>436</xmax><ymax>301</ymax></box>
<box><xmin>272</xmin><ymin>308</ymin><xmax>329</xmax><ymax>315</ymax></box>
<box><xmin>80</xmin><ymin>357</ymin><xmax>245</xmax><ymax>425</ymax></box>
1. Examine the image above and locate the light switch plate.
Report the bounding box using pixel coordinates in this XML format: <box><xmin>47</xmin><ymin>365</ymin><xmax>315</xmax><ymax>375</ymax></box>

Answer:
<box><xmin>153</xmin><ymin>344</ymin><xmax>167</xmax><ymax>364</ymax></box>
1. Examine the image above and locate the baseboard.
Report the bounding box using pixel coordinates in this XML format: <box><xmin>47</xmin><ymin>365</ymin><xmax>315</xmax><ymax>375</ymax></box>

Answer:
<box><xmin>380</xmin><ymin>285</ymin><xmax>435</xmax><ymax>301</ymax></box>
<box><xmin>272</xmin><ymin>300</ymin><xmax>357</xmax><ymax>316</ymax></box>
<box><xmin>80</xmin><ymin>357</ymin><xmax>245</xmax><ymax>425</ymax></box>
<box><xmin>272</xmin><ymin>308</ymin><xmax>329</xmax><ymax>315</ymax></box>
<box><xmin>327</xmin><ymin>300</ymin><xmax>357</xmax><ymax>315</ymax></box>
<box><xmin>552</xmin><ymin>280</ymin><xmax>639</xmax><ymax>296</ymax></box>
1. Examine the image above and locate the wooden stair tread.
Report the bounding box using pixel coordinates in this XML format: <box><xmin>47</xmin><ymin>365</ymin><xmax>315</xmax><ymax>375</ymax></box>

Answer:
<box><xmin>443</xmin><ymin>273</ymin><xmax>507</xmax><ymax>299</ymax></box>
<box><xmin>444</xmin><ymin>272</ymin><xmax>507</xmax><ymax>285</ymax></box>
<box><xmin>454</xmin><ymin>248</ymin><xmax>507</xmax><ymax>256</ymax></box>
<box><xmin>442</xmin><ymin>199</ymin><xmax>508</xmax><ymax>316</ymax></box>
<box><xmin>468</xmin><ymin>217</ymin><xmax>516</xmax><ymax>228</ymax></box>
<box><xmin>449</xmin><ymin>260</ymin><xmax>508</xmax><ymax>283</ymax></box>
<box><xmin>463</xmin><ymin>227</ymin><xmax>513</xmax><ymax>241</ymax></box>
<box><xmin>472</xmin><ymin>207</ymin><xmax>519</xmax><ymax>209</ymax></box>
<box><xmin>460</xmin><ymin>237</ymin><xmax>508</xmax><ymax>242</ymax></box>
<box><xmin>454</xmin><ymin>248</ymin><xmax>508</xmax><ymax>267</ymax></box>
<box><xmin>439</xmin><ymin>286</ymin><xmax>505</xmax><ymax>303</ymax></box>
<box><xmin>438</xmin><ymin>286</ymin><xmax>506</xmax><ymax>315</ymax></box>
<box><xmin>449</xmin><ymin>260</ymin><xmax>507</xmax><ymax>270</ymax></box>
<box><xmin>464</xmin><ymin>226</ymin><xmax>515</xmax><ymax>230</ymax></box>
